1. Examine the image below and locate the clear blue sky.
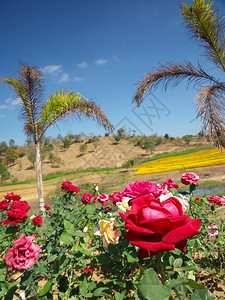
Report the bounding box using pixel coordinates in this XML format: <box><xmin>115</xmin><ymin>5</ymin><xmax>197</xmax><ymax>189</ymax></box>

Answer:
<box><xmin>0</xmin><ymin>0</ymin><xmax>224</xmax><ymax>145</ymax></box>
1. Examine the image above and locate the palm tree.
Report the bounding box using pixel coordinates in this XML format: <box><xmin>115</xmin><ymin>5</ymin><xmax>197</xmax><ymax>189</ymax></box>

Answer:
<box><xmin>1</xmin><ymin>64</ymin><xmax>113</xmax><ymax>217</ymax></box>
<box><xmin>133</xmin><ymin>0</ymin><xmax>225</xmax><ymax>148</ymax></box>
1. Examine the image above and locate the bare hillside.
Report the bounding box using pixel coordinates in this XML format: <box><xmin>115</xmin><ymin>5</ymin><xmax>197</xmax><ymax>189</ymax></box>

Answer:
<box><xmin>7</xmin><ymin>136</ymin><xmax>211</xmax><ymax>182</ymax></box>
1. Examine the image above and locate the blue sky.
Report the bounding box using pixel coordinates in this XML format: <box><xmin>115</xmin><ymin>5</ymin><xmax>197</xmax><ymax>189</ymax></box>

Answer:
<box><xmin>0</xmin><ymin>0</ymin><xmax>224</xmax><ymax>145</ymax></box>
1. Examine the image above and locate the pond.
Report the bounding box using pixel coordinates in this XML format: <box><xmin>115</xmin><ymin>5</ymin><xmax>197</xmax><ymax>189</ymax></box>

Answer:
<box><xmin>187</xmin><ymin>185</ymin><xmax>225</xmax><ymax>196</ymax></box>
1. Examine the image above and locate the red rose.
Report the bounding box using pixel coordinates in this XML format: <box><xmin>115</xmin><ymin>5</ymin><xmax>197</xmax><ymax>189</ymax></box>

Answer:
<box><xmin>5</xmin><ymin>193</ymin><xmax>21</xmax><ymax>201</ymax></box>
<box><xmin>82</xmin><ymin>193</ymin><xmax>94</xmax><ymax>204</ymax></box>
<box><xmin>0</xmin><ymin>200</ymin><xmax>9</xmax><ymax>210</ymax></box>
<box><xmin>32</xmin><ymin>216</ymin><xmax>42</xmax><ymax>226</ymax></box>
<box><xmin>109</xmin><ymin>191</ymin><xmax>123</xmax><ymax>205</ymax></box>
<box><xmin>83</xmin><ymin>268</ymin><xmax>92</xmax><ymax>274</ymax></box>
<box><xmin>4</xmin><ymin>208</ymin><xmax>28</xmax><ymax>225</ymax></box>
<box><xmin>120</xmin><ymin>195</ymin><xmax>201</xmax><ymax>258</ymax></box>
<box><xmin>11</xmin><ymin>200</ymin><xmax>31</xmax><ymax>212</ymax></box>
<box><xmin>61</xmin><ymin>181</ymin><xmax>80</xmax><ymax>192</ymax></box>
<box><xmin>44</xmin><ymin>205</ymin><xmax>51</xmax><ymax>210</ymax></box>
<box><xmin>181</xmin><ymin>172</ymin><xmax>199</xmax><ymax>185</ymax></box>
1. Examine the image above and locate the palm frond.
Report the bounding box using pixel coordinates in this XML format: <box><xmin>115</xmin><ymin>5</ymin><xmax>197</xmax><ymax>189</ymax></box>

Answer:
<box><xmin>133</xmin><ymin>61</ymin><xmax>221</xmax><ymax>106</ymax></box>
<box><xmin>1</xmin><ymin>64</ymin><xmax>44</xmax><ymax>141</ymax></box>
<box><xmin>181</xmin><ymin>0</ymin><xmax>225</xmax><ymax>71</ymax></box>
<box><xmin>195</xmin><ymin>84</ymin><xmax>225</xmax><ymax>148</ymax></box>
<box><xmin>40</xmin><ymin>89</ymin><xmax>114</xmax><ymax>139</ymax></box>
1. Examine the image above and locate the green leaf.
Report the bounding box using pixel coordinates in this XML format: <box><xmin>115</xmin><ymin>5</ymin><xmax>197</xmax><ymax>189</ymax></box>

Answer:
<box><xmin>135</xmin><ymin>268</ymin><xmax>171</xmax><ymax>300</ymax></box>
<box><xmin>38</xmin><ymin>279</ymin><xmax>53</xmax><ymax>297</ymax></box>
<box><xmin>64</xmin><ymin>220</ymin><xmax>75</xmax><ymax>234</ymax></box>
<box><xmin>47</xmin><ymin>254</ymin><xmax>58</xmax><ymax>263</ymax></box>
<box><xmin>97</xmin><ymin>253</ymin><xmax>110</xmax><ymax>265</ymax></box>
<box><xmin>191</xmin><ymin>289</ymin><xmax>214</xmax><ymax>300</ymax></box>
<box><xmin>115</xmin><ymin>290</ymin><xmax>127</xmax><ymax>300</ymax></box>
<box><xmin>173</xmin><ymin>258</ymin><xmax>183</xmax><ymax>267</ymax></box>
<box><xmin>186</xmin><ymin>279</ymin><xmax>205</xmax><ymax>290</ymax></box>
<box><xmin>93</xmin><ymin>287</ymin><xmax>110</xmax><ymax>297</ymax></box>
<box><xmin>166</xmin><ymin>278</ymin><xmax>188</xmax><ymax>289</ymax></box>
<box><xmin>59</xmin><ymin>232</ymin><xmax>74</xmax><ymax>246</ymax></box>
<box><xmin>85</xmin><ymin>204</ymin><xmax>96</xmax><ymax>215</ymax></box>
<box><xmin>124</xmin><ymin>251</ymin><xmax>139</xmax><ymax>263</ymax></box>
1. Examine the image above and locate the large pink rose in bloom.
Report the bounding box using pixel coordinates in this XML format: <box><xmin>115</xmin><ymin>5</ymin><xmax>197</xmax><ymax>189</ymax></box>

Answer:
<box><xmin>5</xmin><ymin>233</ymin><xmax>41</xmax><ymax>270</ymax></box>
<box><xmin>109</xmin><ymin>191</ymin><xmax>123</xmax><ymax>205</ymax></box>
<box><xmin>121</xmin><ymin>181</ymin><xmax>160</xmax><ymax>200</ymax></box>
<box><xmin>181</xmin><ymin>172</ymin><xmax>199</xmax><ymax>185</ymax></box>
<box><xmin>120</xmin><ymin>195</ymin><xmax>201</xmax><ymax>258</ymax></box>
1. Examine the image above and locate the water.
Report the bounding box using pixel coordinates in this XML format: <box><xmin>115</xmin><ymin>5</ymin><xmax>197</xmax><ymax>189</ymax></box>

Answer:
<box><xmin>189</xmin><ymin>185</ymin><xmax>225</xmax><ymax>196</ymax></box>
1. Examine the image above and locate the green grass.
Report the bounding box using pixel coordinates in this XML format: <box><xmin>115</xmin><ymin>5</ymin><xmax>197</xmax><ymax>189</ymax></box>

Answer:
<box><xmin>137</xmin><ymin>147</ymin><xmax>213</xmax><ymax>165</ymax></box>
<box><xmin>1</xmin><ymin>167</ymin><xmax>118</xmax><ymax>187</ymax></box>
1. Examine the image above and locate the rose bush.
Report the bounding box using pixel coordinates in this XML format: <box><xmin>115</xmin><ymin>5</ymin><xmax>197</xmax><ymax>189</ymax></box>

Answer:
<box><xmin>120</xmin><ymin>195</ymin><xmax>202</xmax><ymax>258</ymax></box>
<box><xmin>0</xmin><ymin>200</ymin><xmax>9</xmax><ymax>210</ymax></box>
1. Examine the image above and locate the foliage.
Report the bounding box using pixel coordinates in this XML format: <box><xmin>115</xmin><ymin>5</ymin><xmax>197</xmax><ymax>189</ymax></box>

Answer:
<box><xmin>79</xmin><ymin>143</ymin><xmax>88</xmax><ymax>153</ymax></box>
<box><xmin>0</xmin><ymin>161</ymin><xmax>10</xmax><ymax>183</ymax></box>
<box><xmin>5</xmin><ymin>148</ymin><xmax>19</xmax><ymax>165</ymax></box>
<box><xmin>1</xmin><ymin>174</ymin><xmax>224</xmax><ymax>299</ymax></box>
<box><xmin>0</xmin><ymin>141</ymin><xmax>8</xmax><ymax>155</ymax></box>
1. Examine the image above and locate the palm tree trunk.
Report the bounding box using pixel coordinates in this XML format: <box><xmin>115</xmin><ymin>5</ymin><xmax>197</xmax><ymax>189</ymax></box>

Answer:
<box><xmin>35</xmin><ymin>141</ymin><xmax>46</xmax><ymax>218</ymax></box>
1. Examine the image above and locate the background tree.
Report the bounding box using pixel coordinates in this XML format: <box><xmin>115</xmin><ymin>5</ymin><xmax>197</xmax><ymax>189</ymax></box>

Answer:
<box><xmin>1</xmin><ymin>64</ymin><xmax>113</xmax><ymax>217</ymax></box>
<box><xmin>9</xmin><ymin>139</ymin><xmax>16</xmax><ymax>148</ymax></box>
<box><xmin>133</xmin><ymin>0</ymin><xmax>225</xmax><ymax>148</ymax></box>
<box><xmin>79</xmin><ymin>143</ymin><xmax>88</xmax><ymax>154</ymax></box>
<box><xmin>0</xmin><ymin>141</ymin><xmax>8</xmax><ymax>155</ymax></box>
<box><xmin>0</xmin><ymin>161</ymin><xmax>10</xmax><ymax>183</ymax></box>
<box><xmin>5</xmin><ymin>148</ymin><xmax>19</xmax><ymax>165</ymax></box>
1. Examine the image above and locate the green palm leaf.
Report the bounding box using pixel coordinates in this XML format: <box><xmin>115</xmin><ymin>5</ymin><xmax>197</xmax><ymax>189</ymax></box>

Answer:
<box><xmin>40</xmin><ymin>89</ymin><xmax>114</xmax><ymax>139</ymax></box>
<box><xmin>181</xmin><ymin>0</ymin><xmax>225</xmax><ymax>71</ymax></box>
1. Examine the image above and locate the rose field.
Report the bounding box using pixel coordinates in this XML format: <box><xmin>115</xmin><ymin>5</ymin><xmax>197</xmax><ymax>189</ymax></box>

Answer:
<box><xmin>1</xmin><ymin>172</ymin><xmax>225</xmax><ymax>299</ymax></box>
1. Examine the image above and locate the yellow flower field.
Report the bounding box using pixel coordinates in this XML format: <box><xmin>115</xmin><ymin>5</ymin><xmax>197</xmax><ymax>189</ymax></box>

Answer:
<box><xmin>134</xmin><ymin>148</ymin><xmax>225</xmax><ymax>174</ymax></box>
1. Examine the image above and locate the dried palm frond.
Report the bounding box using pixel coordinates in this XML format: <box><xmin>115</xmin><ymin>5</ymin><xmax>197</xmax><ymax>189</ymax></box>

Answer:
<box><xmin>195</xmin><ymin>84</ymin><xmax>225</xmax><ymax>148</ymax></box>
<box><xmin>133</xmin><ymin>61</ymin><xmax>221</xmax><ymax>106</ymax></box>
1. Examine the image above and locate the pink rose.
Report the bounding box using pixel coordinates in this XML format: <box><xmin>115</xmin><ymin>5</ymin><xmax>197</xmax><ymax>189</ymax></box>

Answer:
<box><xmin>5</xmin><ymin>233</ymin><xmax>41</xmax><ymax>269</ymax></box>
<box><xmin>181</xmin><ymin>172</ymin><xmax>199</xmax><ymax>185</ymax></box>
<box><xmin>207</xmin><ymin>195</ymin><xmax>225</xmax><ymax>206</ymax></box>
<box><xmin>97</xmin><ymin>193</ymin><xmax>109</xmax><ymax>203</ymax></box>
<box><xmin>162</xmin><ymin>178</ymin><xmax>179</xmax><ymax>190</ymax></box>
<box><xmin>0</xmin><ymin>200</ymin><xmax>9</xmax><ymax>210</ymax></box>
<box><xmin>44</xmin><ymin>205</ymin><xmax>51</xmax><ymax>210</ymax></box>
<box><xmin>121</xmin><ymin>181</ymin><xmax>160</xmax><ymax>200</ymax></box>
<box><xmin>82</xmin><ymin>193</ymin><xmax>94</xmax><ymax>204</ymax></box>
<box><xmin>32</xmin><ymin>216</ymin><xmax>42</xmax><ymax>226</ymax></box>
